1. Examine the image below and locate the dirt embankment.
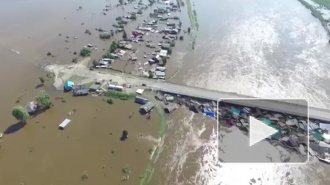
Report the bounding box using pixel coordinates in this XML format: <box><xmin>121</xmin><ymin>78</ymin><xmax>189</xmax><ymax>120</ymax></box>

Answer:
<box><xmin>44</xmin><ymin>57</ymin><xmax>131</xmax><ymax>90</ymax></box>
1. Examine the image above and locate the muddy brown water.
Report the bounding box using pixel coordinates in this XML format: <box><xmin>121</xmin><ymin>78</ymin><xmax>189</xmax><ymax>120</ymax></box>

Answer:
<box><xmin>0</xmin><ymin>91</ymin><xmax>160</xmax><ymax>185</ymax></box>
<box><xmin>0</xmin><ymin>0</ymin><xmax>182</xmax><ymax>184</ymax></box>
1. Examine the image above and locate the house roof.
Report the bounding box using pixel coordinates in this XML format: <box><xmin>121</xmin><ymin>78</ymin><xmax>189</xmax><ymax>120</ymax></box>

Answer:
<box><xmin>155</xmin><ymin>71</ymin><xmax>165</xmax><ymax>76</ymax></box>
<box><xmin>136</xmin><ymin>89</ymin><xmax>144</xmax><ymax>94</ymax></box>
<box><xmin>26</xmin><ymin>101</ymin><xmax>37</xmax><ymax>113</ymax></box>
<box><xmin>140</xmin><ymin>102</ymin><xmax>154</xmax><ymax>112</ymax></box>
<box><xmin>65</xmin><ymin>81</ymin><xmax>74</xmax><ymax>89</ymax></box>
<box><xmin>90</xmin><ymin>84</ymin><xmax>100</xmax><ymax>90</ymax></box>
<box><xmin>159</xmin><ymin>50</ymin><xmax>168</xmax><ymax>57</ymax></box>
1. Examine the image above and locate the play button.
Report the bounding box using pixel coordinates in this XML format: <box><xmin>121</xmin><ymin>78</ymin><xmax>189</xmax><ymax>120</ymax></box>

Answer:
<box><xmin>249</xmin><ymin>116</ymin><xmax>279</xmax><ymax>146</ymax></box>
<box><xmin>217</xmin><ymin>98</ymin><xmax>308</xmax><ymax>163</ymax></box>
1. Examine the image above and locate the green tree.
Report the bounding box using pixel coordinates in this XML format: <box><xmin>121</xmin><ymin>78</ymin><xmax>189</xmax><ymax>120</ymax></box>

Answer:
<box><xmin>39</xmin><ymin>77</ymin><xmax>45</xmax><ymax>84</ymax></box>
<box><xmin>130</xmin><ymin>13</ymin><xmax>137</xmax><ymax>20</ymax></box>
<box><xmin>12</xmin><ymin>106</ymin><xmax>29</xmax><ymax>121</ymax></box>
<box><xmin>110</xmin><ymin>41</ymin><xmax>118</xmax><ymax>53</ymax></box>
<box><xmin>103</xmin><ymin>52</ymin><xmax>115</xmax><ymax>59</ymax></box>
<box><xmin>122</xmin><ymin>30</ymin><xmax>127</xmax><ymax>40</ymax></box>
<box><xmin>80</xmin><ymin>48</ymin><xmax>91</xmax><ymax>57</ymax></box>
<box><xmin>106</xmin><ymin>98</ymin><xmax>113</xmax><ymax>104</ymax></box>
<box><xmin>36</xmin><ymin>90</ymin><xmax>52</xmax><ymax>108</ymax></box>
<box><xmin>92</xmin><ymin>59</ymin><xmax>98</xmax><ymax>67</ymax></box>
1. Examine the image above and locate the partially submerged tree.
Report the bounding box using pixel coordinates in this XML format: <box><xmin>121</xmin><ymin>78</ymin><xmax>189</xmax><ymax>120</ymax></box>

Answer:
<box><xmin>36</xmin><ymin>90</ymin><xmax>52</xmax><ymax>109</ymax></box>
<box><xmin>80</xmin><ymin>48</ymin><xmax>91</xmax><ymax>57</ymax></box>
<box><xmin>188</xmin><ymin>27</ymin><xmax>191</xmax><ymax>34</ymax></box>
<box><xmin>92</xmin><ymin>59</ymin><xmax>98</xmax><ymax>67</ymax></box>
<box><xmin>119</xmin><ymin>0</ymin><xmax>123</xmax><ymax>5</ymax></box>
<box><xmin>130</xmin><ymin>13</ymin><xmax>137</xmax><ymax>20</ymax></box>
<box><xmin>72</xmin><ymin>58</ymin><xmax>78</xmax><ymax>63</ymax></box>
<box><xmin>39</xmin><ymin>77</ymin><xmax>45</xmax><ymax>84</ymax></box>
<box><xmin>110</xmin><ymin>41</ymin><xmax>118</xmax><ymax>53</ymax></box>
<box><xmin>148</xmin><ymin>70</ymin><xmax>153</xmax><ymax>78</ymax></box>
<box><xmin>168</xmin><ymin>48</ymin><xmax>172</xmax><ymax>55</ymax></box>
<box><xmin>85</xmin><ymin>29</ymin><xmax>92</xmax><ymax>35</ymax></box>
<box><xmin>122</xmin><ymin>30</ymin><xmax>127</xmax><ymax>40</ymax></box>
<box><xmin>107</xmin><ymin>98</ymin><xmax>113</xmax><ymax>104</ymax></box>
<box><xmin>12</xmin><ymin>106</ymin><xmax>29</xmax><ymax>121</ymax></box>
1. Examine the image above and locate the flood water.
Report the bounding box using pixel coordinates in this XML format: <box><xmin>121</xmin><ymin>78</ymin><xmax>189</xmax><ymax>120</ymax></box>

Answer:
<box><xmin>2</xmin><ymin>0</ymin><xmax>330</xmax><ymax>184</ymax></box>
<box><xmin>160</xmin><ymin>0</ymin><xmax>330</xmax><ymax>184</ymax></box>
<box><xmin>0</xmin><ymin>0</ymin><xmax>162</xmax><ymax>184</ymax></box>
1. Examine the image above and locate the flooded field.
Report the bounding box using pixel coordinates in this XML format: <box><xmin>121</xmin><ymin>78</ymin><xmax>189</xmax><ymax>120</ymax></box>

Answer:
<box><xmin>0</xmin><ymin>92</ymin><xmax>160</xmax><ymax>184</ymax></box>
<box><xmin>0</xmin><ymin>0</ymin><xmax>166</xmax><ymax>184</ymax></box>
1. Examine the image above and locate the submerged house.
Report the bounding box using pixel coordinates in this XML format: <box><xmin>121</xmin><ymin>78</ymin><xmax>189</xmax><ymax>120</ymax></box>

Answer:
<box><xmin>26</xmin><ymin>101</ymin><xmax>38</xmax><ymax>115</ymax></box>
<box><xmin>89</xmin><ymin>84</ymin><xmax>100</xmax><ymax>92</ymax></box>
<box><xmin>64</xmin><ymin>81</ymin><xmax>74</xmax><ymax>91</ymax></box>
<box><xmin>99</xmin><ymin>32</ymin><xmax>111</xmax><ymax>39</ymax></box>
<box><xmin>140</xmin><ymin>102</ymin><xmax>154</xmax><ymax>114</ymax></box>
<box><xmin>164</xmin><ymin>104</ymin><xmax>176</xmax><ymax>114</ymax></box>
<box><xmin>135</xmin><ymin>96</ymin><xmax>149</xmax><ymax>105</ymax></box>
<box><xmin>73</xmin><ymin>89</ymin><xmax>89</xmax><ymax>96</ymax></box>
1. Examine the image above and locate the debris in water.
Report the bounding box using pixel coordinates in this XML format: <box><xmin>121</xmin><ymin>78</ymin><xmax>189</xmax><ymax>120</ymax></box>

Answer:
<box><xmin>10</xmin><ymin>49</ymin><xmax>20</xmax><ymax>55</ymax></box>
<box><xmin>120</xmin><ymin>130</ymin><xmax>128</xmax><ymax>141</ymax></box>
<box><xmin>81</xmin><ymin>171</ymin><xmax>88</xmax><ymax>181</ymax></box>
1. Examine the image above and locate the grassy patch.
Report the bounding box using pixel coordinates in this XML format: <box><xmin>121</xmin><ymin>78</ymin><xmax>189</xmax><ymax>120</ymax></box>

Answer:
<box><xmin>104</xmin><ymin>90</ymin><xmax>135</xmax><ymax>100</ymax></box>
<box><xmin>83</xmin><ymin>81</ymin><xmax>94</xmax><ymax>88</ymax></box>
<box><xmin>139</xmin><ymin>92</ymin><xmax>166</xmax><ymax>185</ymax></box>
<box><xmin>67</xmin><ymin>75</ymin><xmax>87</xmax><ymax>83</ymax></box>
<box><xmin>168</xmin><ymin>67</ymin><xmax>181</xmax><ymax>81</ymax></box>
<box><xmin>186</xmin><ymin>0</ymin><xmax>198</xmax><ymax>30</ymax></box>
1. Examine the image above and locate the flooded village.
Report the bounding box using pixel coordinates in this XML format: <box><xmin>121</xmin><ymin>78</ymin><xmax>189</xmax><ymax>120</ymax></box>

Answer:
<box><xmin>3</xmin><ymin>0</ymin><xmax>330</xmax><ymax>185</ymax></box>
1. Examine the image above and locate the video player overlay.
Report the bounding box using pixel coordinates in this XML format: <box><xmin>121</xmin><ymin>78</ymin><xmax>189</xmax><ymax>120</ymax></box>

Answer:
<box><xmin>217</xmin><ymin>99</ymin><xmax>308</xmax><ymax>163</ymax></box>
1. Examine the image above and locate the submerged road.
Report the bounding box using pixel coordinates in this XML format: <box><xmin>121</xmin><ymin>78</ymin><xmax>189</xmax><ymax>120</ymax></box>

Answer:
<box><xmin>121</xmin><ymin>74</ymin><xmax>330</xmax><ymax>121</ymax></box>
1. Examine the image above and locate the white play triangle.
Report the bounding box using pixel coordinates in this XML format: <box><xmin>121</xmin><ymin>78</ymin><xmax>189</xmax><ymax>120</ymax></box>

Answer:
<box><xmin>249</xmin><ymin>116</ymin><xmax>278</xmax><ymax>147</ymax></box>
